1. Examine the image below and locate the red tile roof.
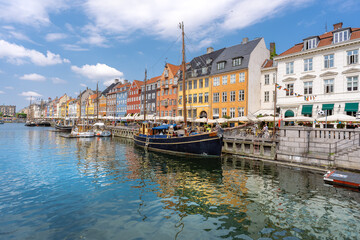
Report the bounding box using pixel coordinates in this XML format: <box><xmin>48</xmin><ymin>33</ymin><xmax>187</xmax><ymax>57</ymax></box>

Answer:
<box><xmin>279</xmin><ymin>27</ymin><xmax>360</xmax><ymax>57</ymax></box>
<box><xmin>262</xmin><ymin>59</ymin><xmax>274</xmax><ymax>68</ymax></box>
<box><xmin>147</xmin><ymin>75</ymin><xmax>161</xmax><ymax>84</ymax></box>
<box><xmin>167</xmin><ymin>63</ymin><xmax>181</xmax><ymax>75</ymax></box>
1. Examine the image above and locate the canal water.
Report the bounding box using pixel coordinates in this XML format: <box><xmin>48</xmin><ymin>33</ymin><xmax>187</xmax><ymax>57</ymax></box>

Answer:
<box><xmin>1</xmin><ymin>124</ymin><xmax>360</xmax><ymax>240</ymax></box>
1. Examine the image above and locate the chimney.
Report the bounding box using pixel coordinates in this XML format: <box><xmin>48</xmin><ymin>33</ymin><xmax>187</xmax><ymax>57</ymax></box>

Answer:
<box><xmin>242</xmin><ymin>37</ymin><xmax>249</xmax><ymax>44</ymax></box>
<box><xmin>270</xmin><ymin>42</ymin><xmax>275</xmax><ymax>54</ymax></box>
<box><xmin>124</xmin><ymin>79</ymin><xmax>129</xmax><ymax>83</ymax></box>
<box><xmin>206</xmin><ymin>47</ymin><xmax>214</xmax><ymax>54</ymax></box>
<box><xmin>333</xmin><ymin>22</ymin><xmax>343</xmax><ymax>30</ymax></box>
<box><xmin>115</xmin><ymin>78</ymin><xmax>119</xmax><ymax>83</ymax></box>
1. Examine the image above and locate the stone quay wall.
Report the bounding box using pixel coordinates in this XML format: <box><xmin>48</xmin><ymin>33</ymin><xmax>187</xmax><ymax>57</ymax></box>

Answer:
<box><xmin>278</xmin><ymin>127</ymin><xmax>360</xmax><ymax>171</ymax></box>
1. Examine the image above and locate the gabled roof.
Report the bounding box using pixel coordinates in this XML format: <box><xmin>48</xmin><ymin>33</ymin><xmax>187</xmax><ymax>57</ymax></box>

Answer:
<box><xmin>166</xmin><ymin>63</ymin><xmax>181</xmax><ymax>76</ymax></box>
<box><xmin>116</xmin><ymin>83</ymin><xmax>131</xmax><ymax>92</ymax></box>
<box><xmin>279</xmin><ymin>26</ymin><xmax>360</xmax><ymax>57</ymax></box>
<box><xmin>262</xmin><ymin>59</ymin><xmax>276</xmax><ymax>69</ymax></box>
<box><xmin>130</xmin><ymin>80</ymin><xmax>144</xmax><ymax>89</ymax></box>
<box><xmin>147</xmin><ymin>75</ymin><xmax>161</xmax><ymax>84</ymax></box>
<box><xmin>187</xmin><ymin>48</ymin><xmax>225</xmax><ymax>77</ymax></box>
<box><xmin>211</xmin><ymin>38</ymin><xmax>263</xmax><ymax>75</ymax></box>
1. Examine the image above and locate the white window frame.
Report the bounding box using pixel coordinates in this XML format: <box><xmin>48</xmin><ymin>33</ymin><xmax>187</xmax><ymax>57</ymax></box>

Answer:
<box><xmin>324</xmin><ymin>79</ymin><xmax>334</xmax><ymax>94</ymax></box>
<box><xmin>286</xmin><ymin>83</ymin><xmax>294</xmax><ymax>96</ymax></box>
<box><xmin>222</xmin><ymin>75</ymin><xmax>228</xmax><ymax>85</ymax></box>
<box><xmin>347</xmin><ymin>50</ymin><xmax>359</xmax><ymax>65</ymax></box>
<box><xmin>222</xmin><ymin>92</ymin><xmax>227</xmax><ymax>102</ymax></box>
<box><xmin>286</xmin><ymin>62</ymin><xmax>294</xmax><ymax>74</ymax></box>
<box><xmin>264</xmin><ymin>91</ymin><xmax>269</xmax><ymax>102</ymax></box>
<box><xmin>222</xmin><ymin>108</ymin><xmax>227</xmax><ymax>117</ymax></box>
<box><xmin>230</xmin><ymin>74</ymin><xmax>236</xmax><ymax>84</ymax></box>
<box><xmin>304</xmin><ymin>81</ymin><xmax>313</xmax><ymax>95</ymax></box>
<box><xmin>239</xmin><ymin>90</ymin><xmax>245</xmax><ymax>101</ymax></box>
<box><xmin>230</xmin><ymin>91</ymin><xmax>236</xmax><ymax>102</ymax></box>
<box><xmin>347</xmin><ymin>76</ymin><xmax>358</xmax><ymax>91</ymax></box>
<box><xmin>239</xmin><ymin>72</ymin><xmax>245</xmax><ymax>82</ymax></box>
<box><xmin>217</xmin><ymin>61</ymin><xmax>225</xmax><ymax>70</ymax></box>
<box><xmin>264</xmin><ymin>74</ymin><xmax>269</xmax><ymax>85</ymax></box>
<box><xmin>213</xmin><ymin>93</ymin><xmax>219</xmax><ymax>103</ymax></box>
<box><xmin>324</xmin><ymin>54</ymin><xmax>334</xmax><ymax>69</ymax></box>
<box><xmin>304</xmin><ymin>58</ymin><xmax>313</xmax><ymax>72</ymax></box>
<box><xmin>238</xmin><ymin>107</ymin><xmax>244</xmax><ymax>117</ymax></box>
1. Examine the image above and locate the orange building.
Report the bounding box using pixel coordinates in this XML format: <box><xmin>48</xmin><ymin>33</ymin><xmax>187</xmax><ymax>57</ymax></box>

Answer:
<box><xmin>157</xmin><ymin>63</ymin><xmax>180</xmax><ymax>117</ymax></box>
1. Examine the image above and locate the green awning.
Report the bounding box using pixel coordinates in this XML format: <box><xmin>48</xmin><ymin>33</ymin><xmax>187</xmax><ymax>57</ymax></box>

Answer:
<box><xmin>322</xmin><ymin>104</ymin><xmax>334</xmax><ymax>110</ymax></box>
<box><xmin>301</xmin><ymin>105</ymin><xmax>313</xmax><ymax>115</ymax></box>
<box><xmin>284</xmin><ymin>110</ymin><xmax>294</xmax><ymax>117</ymax></box>
<box><xmin>344</xmin><ymin>102</ymin><xmax>359</xmax><ymax>112</ymax></box>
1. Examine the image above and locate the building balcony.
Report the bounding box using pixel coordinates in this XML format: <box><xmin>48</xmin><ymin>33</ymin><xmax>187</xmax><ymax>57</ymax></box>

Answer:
<box><xmin>163</xmin><ymin>84</ymin><xmax>169</xmax><ymax>89</ymax></box>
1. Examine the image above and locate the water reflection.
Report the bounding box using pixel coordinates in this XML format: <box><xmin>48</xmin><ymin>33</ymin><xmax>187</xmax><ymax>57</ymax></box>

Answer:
<box><xmin>1</xmin><ymin>125</ymin><xmax>360</xmax><ymax>240</ymax></box>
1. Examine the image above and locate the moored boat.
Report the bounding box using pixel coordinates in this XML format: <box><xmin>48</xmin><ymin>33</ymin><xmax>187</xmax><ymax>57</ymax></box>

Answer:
<box><xmin>70</xmin><ymin>124</ymin><xmax>95</xmax><ymax>138</ymax></box>
<box><xmin>324</xmin><ymin>170</ymin><xmax>360</xmax><ymax>189</ymax></box>
<box><xmin>93</xmin><ymin>122</ymin><xmax>111</xmax><ymax>137</ymax></box>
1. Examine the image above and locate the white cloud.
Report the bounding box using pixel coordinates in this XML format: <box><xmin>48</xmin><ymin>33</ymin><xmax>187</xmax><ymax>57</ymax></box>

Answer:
<box><xmin>20</xmin><ymin>73</ymin><xmax>46</xmax><ymax>81</ymax></box>
<box><xmin>83</xmin><ymin>0</ymin><xmax>312</xmax><ymax>45</ymax></box>
<box><xmin>62</xmin><ymin>44</ymin><xmax>88</xmax><ymax>51</ymax></box>
<box><xmin>9</xmin><ymin>31</ymin><xmax>34</xmax><ymax>42</ymax></box>
<box><xmin>0</xmin><ymin>0</ymin><xmax>68</xmax><ymax>26</ymax></box>
<box><xmin>80</xmin><ymin>83</ymin><xmax>87</xmax><ymax>87</ymax></box>
<box><xmin>19</xmin><ymin>91</ymin><xmax>42</xmax><ymax>97</ymax></box>
<box><xmin>5</xmin><ymin>86</ymin><xmax>14</xmax><ymax>89</ymax></box>
<box><xmin>45</xmin><ymin>33</ymin><xmax>67</xmax><ymax>42</ymax></box>
<box><xmin>51</xmin><ymin>77</ymin><xmax>67</xmax><ymax>84</ymax></box>
<box><xmin>0</xmin><ymin>40</ymin><xmax>70</xmax><ymax>66</ymax></box>
<box><xmin>0</xmin><ymin>90</ymin><xmax>4</xmax><ymax>94</ymax></box>
<box><xmin>71</xmin><ymin>63</ymin><xmax>124</xmax><ymax>84</ymax></box>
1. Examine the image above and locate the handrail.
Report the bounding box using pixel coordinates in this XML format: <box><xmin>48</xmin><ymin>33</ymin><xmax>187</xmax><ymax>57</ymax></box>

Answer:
<box><xmin>331</xmin><ymin>132</ymin><xmax>360</xmax><ymax>154</ymax></box>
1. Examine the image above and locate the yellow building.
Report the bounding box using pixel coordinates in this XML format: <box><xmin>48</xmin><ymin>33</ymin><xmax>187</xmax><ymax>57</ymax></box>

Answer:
<box><xmin>178</xmin><ymin>47</ymin><xmax>225</xmax><ymax>119</ymax></box>
<box><xmin>210</xmin><ymin>38</ymin><xmax>268</xmax><ymax>119</ymax></box>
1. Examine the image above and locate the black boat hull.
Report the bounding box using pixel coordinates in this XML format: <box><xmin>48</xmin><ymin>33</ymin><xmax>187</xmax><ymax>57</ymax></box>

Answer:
<box><xmin>55</xmin><ymin>124</ymin><xmax>73</xmax><ymax>132</ymax></box>
<box><xmin>133</xmin><ymin>133</ymin><xmax>222</xmax><ymax>157</ymax></box>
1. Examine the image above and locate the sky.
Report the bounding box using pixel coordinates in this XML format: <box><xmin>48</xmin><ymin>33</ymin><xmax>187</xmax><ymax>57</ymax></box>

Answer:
<box><xmin>0</xmin><ymin>0</ymin><xmax>359</xmax><ymax>110</ymax></box>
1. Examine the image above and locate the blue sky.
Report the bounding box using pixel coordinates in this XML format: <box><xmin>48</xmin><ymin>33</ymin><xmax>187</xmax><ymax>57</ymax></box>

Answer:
<box><xmin>0</xmin><ymin>0</ymin><xmax>359</xmax><ymax>110</ymax></box>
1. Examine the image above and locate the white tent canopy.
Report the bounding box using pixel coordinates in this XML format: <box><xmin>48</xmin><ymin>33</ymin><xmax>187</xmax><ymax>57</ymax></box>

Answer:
<box><xmin>283</xmin><ymin>116</ymin><xmax>316</xmax><ymax>122</ymax></box>
<box><xmin>257</xmin><ymin>116</ymin><xmax>279</xmax><ymax>122</ymax></box>
<box><xmin>317</xmin><ymin>114</ymin><xmax>357</xmax><ymax>122</ymax></box>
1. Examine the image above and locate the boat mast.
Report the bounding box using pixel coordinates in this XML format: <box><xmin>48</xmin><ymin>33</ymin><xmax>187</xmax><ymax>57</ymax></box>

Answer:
<box><xmin>144</xmin><ymin>68</ymin><xmax>147</xmax><ymax>122</ymax></box>
<box><xmin>180</xmin><ymin>22</ymin><xmax>187</xmax><ymax>126</ymax></box>
<box><xmin>96</xmin><ymin>82</ymin><xmax>99</xmax><ymax>121</ymax></box>
<box><xmin>79</xmin><ymin>90</ymin><xmax>82</xmax><ymax>124</ymax></box>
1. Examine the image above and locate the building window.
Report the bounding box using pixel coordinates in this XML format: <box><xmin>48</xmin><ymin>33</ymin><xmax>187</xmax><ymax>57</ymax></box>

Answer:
<box><xmin>199</xmin><ymin>79</ymin><xmax>203</xmax><ymax>88</ymax></box>
<box><xmin>286</xmin><ymin>62</ymin><xmax>294</xmax><ymax>74</ymax></box>
<box><xmin>174</xmin><ymin>88</ymin><xmax>176</xmax><ymax>94</ymax></box>
<box><xmin>188</xmin><ymin>81</ymin><xmax>192</xmax><ymax>90</ymax></box>
<box><xmin>193</xmin><ymin>94</ymin><xmax>197</xmax><ymax>103</ymax></box>
<box><xmin>286</xmin><ymin>84</ymin><xmax>294</xmax><ymax>96</ymax></box>
<box><xmin>193</xmin><ymin>109</ymin><xmax>197</xmax><ymax>118</ymax></box>
<box><xmin>205</xmin><ymin>78</ymin><xmax>209</xmax><ymax>87</ymax></box>
<box><xmin>230</xmin><ymin>108</ymin><xmax>235</xmax><ymax>118</ymax></box>
<box><xmin>188</xmin><ymin>94</ymin><xmax>192</xmax><ymax>103</ymax></box>
<box><xmin>222</xmin><ymin>75</ymin><xmax>228</xmax><ymax>85</ymax></box>
<box><xmin>324</xmin><ymin>54</ymin><xmax>334</xmax><ymax>68</ymax></box>
<box><xmin>334</xmin><ymin>30</ymin><xmax>349</xmax><ymax>44</ymax></box>
<box><xmin>204</xmin><ymin>92</ymin><xmax>209</xmax><ymax>103</ymax></box>
<box><xmin>238</xmin><ymin>107</ymin><xmax>244</xmax><ymax>117</ymax></box>
<box><xmin>347</xmin><ymin>76</ymin><xmax>358</xmax><ymax>91</ymax></box>
<box><xmin>304</xmin><ymin>81</ymin><xmax>313</xmax><ymax>95</ymax></box>
<box><xmin>202</xmin><ymin>67</ymin><xmax>207</xmax><ymax>74</ymax></box>
<box><xmin>304</xmin><ymin>38</ymin><xmax>318</xmax><ymax>50</ymax></box>
<box><xmin>264</xmin><ymin>91</ymin><xmax>269</xmax><ymax>102</ymax></box>
<box><xmin>265</xmin><ymin>74</ymin><xmax>269</xmax><ymax>85</ymax></box>
<box><xmin>213</xmin><ymin>77</ymin><xmax>220</xmax><ymax>86</ymax></box>
<box><xmin>213</xmin><ymin>93</ymin><xmax>219</xmax><ymax>103</ymax></box>
<box><xmin>230</xmin><ymin>91</ymin><xmax>236</xmax><ymax>102</ymax></box>
<box><xmin>230</xmin><ymin>74</ymin><xmax>236</xmax><ymax>84</ymax></box>
<box><xmin>304</xmin><ymin>58</ymin><xmax>313</xmax><ymax>71</ymax></box>
<box><xmin>193</xmin><ymin>80</ymin><xmax>197</xmax><ymax>89</ymax></box>
<box><xmin>217</xmin><ymin>61</ymin><xmax>225</xmax><ymax>70</ymax></box>
<box><xmin>222</xmin><ymin>108</ymin><xmax>227</xmax><ymax>117</ymax></box>
<box><xmin>347</xmin><ymin>50</ymin><xmax>359</xmax><ymax>65</ymax></box>
<box><xmin>239</xmin><ymin>72</ymin><xmax>245</xmax><ymax>82</ymax></box>
<box><xmin>179</xmin><ymin>96</ymin><xmax>182</xmax><ymax>104</ymax></box>
<box><xmin>199</xmin><ymin>93</ymin><xmax>203</xmax><ymax>103</ymax></box>
<box><xmin>239</xmin><ymin>90</ymin><xmax>245</xmax><ymax>101</ymax></box>
<box><xmin>232</xmin><ymin>57</ymin><xmax>241</xmax><ymax>66</ymax></box>
<box><xmin>324</xmin><ymin>79</ymin><xmax>334</xmax><ymax>93</ymax></box>
<box><xmin>179</xmin><ymin>83</ymin><xmax>182</xmax><ymax>91</ymax></box>
<box><xmin>213</xmin><ymin>108</ymin><xmax>219</xmax><ymax>117</ymax></box>
<box><xmin>273</xmin><ymin>73</ymin><xmax>276</xmax><ymax>84</ymax></box>
<box><xmin>222</xmin><ymin>92</ymin><xmax>227</xmax><ymax>102</ymax></box>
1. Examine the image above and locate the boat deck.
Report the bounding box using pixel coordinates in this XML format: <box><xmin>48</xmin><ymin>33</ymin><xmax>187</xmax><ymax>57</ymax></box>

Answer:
<box><xmin>324</xmin><ymin>170</ymin><xmax>360</xmax><ymax>189</ymax></box>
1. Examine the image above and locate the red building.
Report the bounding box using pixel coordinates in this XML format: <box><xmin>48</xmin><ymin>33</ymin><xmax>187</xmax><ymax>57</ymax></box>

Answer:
<box><xmin>127</xmin><ymin>80</ymin><xmax>144</xmax><ymax>115</ymax></box>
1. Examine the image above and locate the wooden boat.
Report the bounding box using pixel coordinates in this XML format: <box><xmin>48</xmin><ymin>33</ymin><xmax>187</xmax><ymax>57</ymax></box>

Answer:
<box><xmin>134</xmin><ymin>124</ymin><xmax>222</xmax><ymax>156</ymax></box>
<box><xmin>133</xmin><ymin>23</ymin><xmax>222</xmax><ymax>157</ymax></box>
<box><xmin>324</xmin><ymin>170</ymin><xmax>360</xmax><ymax>189</ymax></box>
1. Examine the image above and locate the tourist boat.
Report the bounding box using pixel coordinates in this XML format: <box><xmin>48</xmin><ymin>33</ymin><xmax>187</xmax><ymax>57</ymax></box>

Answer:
<box><xmin>70</xmin><ymin>124</ymin><xmax>95</xmax><ymax>138</ymax></box>
<box><xmin>55</xmin><ymin>124</ymin><xmax>73</xmax><ymax>131</ymax></box>
<box><xmin>0</xmin><ymin>120</ymin><xmax>4</xmax><ymax>124</ymax></box>
<box><xmin>133</xmin><ymin>22</ymin><xmax>222</xmax><ymax>157</ymax></box>
<box><xmin>25</xmin><ymin>121</ymin><xmax>36</xmax><ymax>127</ymax></box>
<box><xmin>93</xmin><ymin>122</ymin><xmax>111</xmax><ymax>137</ymax></box>
<box><xmin>324</xmin><ymin>170</ymin><xmax>360</xmax><ymax>189</ymax></box>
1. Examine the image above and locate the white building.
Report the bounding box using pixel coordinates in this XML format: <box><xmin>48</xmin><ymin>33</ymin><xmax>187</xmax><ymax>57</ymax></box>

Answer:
<box><xmin>274</xmin><ymin>22</ymin><xmax>360</xmax><ymax>120</ymax></box>
<box><xmin>257</xmin><ymin>58</ymin><xmax>277</xmax><ymax>117</ymax></box>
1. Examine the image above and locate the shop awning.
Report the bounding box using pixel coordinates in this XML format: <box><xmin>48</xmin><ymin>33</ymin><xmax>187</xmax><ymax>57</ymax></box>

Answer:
<box><xmin>322</xmin><ymin>104</ymin><xmax>334</xmax><ymax>110</ymax></box>
<box><xmin>284</xmin><ymin>110</ymin><xmax>294</xmax><ymax>118</ymax></box>
<box><xmin>344</xmin><ymin>102</ymin><xmax>359</xmax><ymax>112</ymax></box>
<box><xmin>301</xmin><ymin>105</ymin><xmax>313</xmax><ymax>115</ymax></box>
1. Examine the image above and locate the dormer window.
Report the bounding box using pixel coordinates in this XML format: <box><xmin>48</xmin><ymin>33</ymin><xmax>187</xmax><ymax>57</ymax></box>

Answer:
<box><xmin>206</xmin><ymin>58</ymin><xmax>212</xmax><ymax>65</ymax></box>
<box><xmin>304</xmin><ymin>37</ymin><xmax>318</xmax><ymax>50</ymax></box>
<box><xmin>217</xmin><ymin>61</ymin><xmax>225</xmax><ymax>70</ymax></box>
<box><xmin>333</xmin><ymin>29</ymin><xmax>350</xmax><ymax>44</ymax></box>
<box><xmin>202</xmin><ymin>67</ymin><xmax>207</xmax><ymax>74</ymax></box>
<box><xmin>232</xmin><ymin>57</ymin><xmax>242</xmax><ymax>66</ymax></box>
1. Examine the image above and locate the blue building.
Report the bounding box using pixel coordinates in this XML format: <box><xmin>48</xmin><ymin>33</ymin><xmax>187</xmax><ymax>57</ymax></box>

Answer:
<box><xmin>116</xmin><ymin>82</ymin><xmax>131</xmax><ymax>118</ymax></box>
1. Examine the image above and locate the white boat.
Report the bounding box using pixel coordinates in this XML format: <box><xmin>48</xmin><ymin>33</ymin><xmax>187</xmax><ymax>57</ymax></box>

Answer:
<box><xmin>93</xmin><ymin>122</ymin><xmax>111</xmax><ymax>137</ymax></box>
<box><xmin>71</xmin><ymin>124</ymin><xmax>95</xmax><ymax>138</ymax></box>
